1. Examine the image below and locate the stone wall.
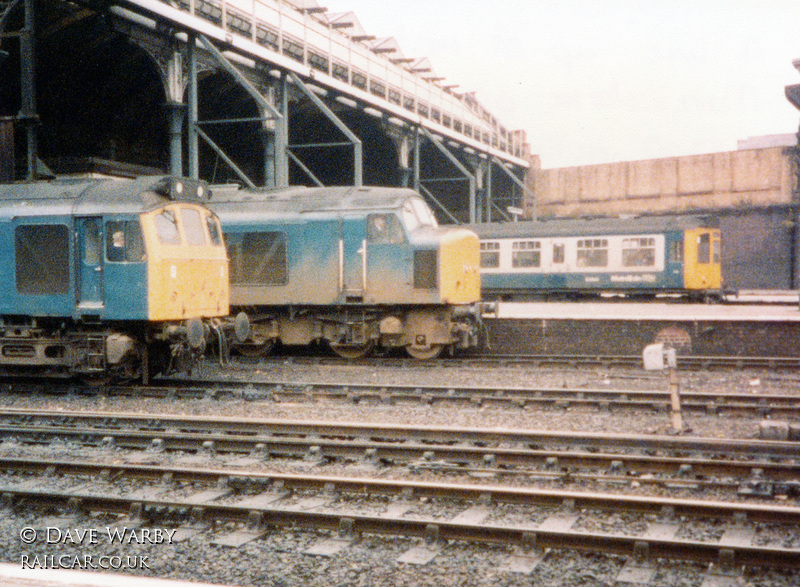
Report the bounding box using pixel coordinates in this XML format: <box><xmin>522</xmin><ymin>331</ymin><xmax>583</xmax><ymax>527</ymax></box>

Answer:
<box><xmin>524</xmin><ymin>146</ymin><xmax>797</xmax><ymax>218</ymax></box>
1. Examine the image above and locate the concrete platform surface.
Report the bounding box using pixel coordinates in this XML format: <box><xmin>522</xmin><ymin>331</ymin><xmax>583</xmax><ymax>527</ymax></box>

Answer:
<box><xmin>0</xmin><ymin>564</ymin><xmax>230</xmax><ymax>587</ymax></box>
<box><xmin>492</xmin><ymin>302</ymin><xmax>800</xmax><ymax>322</ymax></box>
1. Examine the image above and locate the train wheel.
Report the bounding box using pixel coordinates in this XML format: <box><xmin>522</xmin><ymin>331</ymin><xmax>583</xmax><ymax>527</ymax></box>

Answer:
<box><xmin>237</xmin><ymin>339</ymin><xmax>274</xmax><ymax>358</ymax></box>
<box><xmin>330</xmin><ymin>341</ymin><xmax>374</xmax><ymax>359</ymax></box>
<box><xmin>406</xmin><ymin>344</ymin><xmax>444</xmax><ymax>360</ymax></box>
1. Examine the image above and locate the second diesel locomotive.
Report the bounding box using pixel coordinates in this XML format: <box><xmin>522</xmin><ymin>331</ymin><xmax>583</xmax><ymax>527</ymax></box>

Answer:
<box><xmin>0</xmin><ymin>175</ymin><xmax>237</xmax><ymax>382</ymax></box>
<box><xmin>469</xmin><ymin>215</ymin><xmax>723</xmax><ymax>301</ymax></box>
<box><xmin>209</xmin><ymin>185</ymin><xmax>483</xmax><ymax>359</ymax></box>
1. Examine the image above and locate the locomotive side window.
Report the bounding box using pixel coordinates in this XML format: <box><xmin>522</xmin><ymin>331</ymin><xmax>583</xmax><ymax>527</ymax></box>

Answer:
<box><xmin>15</xmin><ymin>224</ymin><xmax>70</xmax><ymax>295</ymax></box>
<box><xmin>622</xmin><ymin>237</ymin><xmax>656</xmax><ymax>267</ymax></box>
<box><xmin>206</xmin><ymin>215</ymin><xmax>223</xmax><ymax>247</ymax></box>
<box><xmin>227</xmin><ymin>231</ymin><xmax>287</xmax><ymax>286</ymax></box>
<box><xmin>182</xmin><ymin>209</ymin><xmax>207</xmax><ymax>246</ymax></box>
<box><xmin>576</xmin><ymin>239</ymin><xmax>608</xmax><ymax>267</ymax></box>
<box><xmin>480</xmin><ymin>242</ymin><xmax>500</xmax><ymax>268</ymax></box>
<box><xmin>154</xmin><ymin>210</ymin><xmax>181</xmax><ymax>245</ymax></box>
<box><xmin>697</xmin><ymin>233</ymin><xmax>711</xmax><ymax>264</ymax></box>
<box><xmin>106</xmin><ymin>221</ymin><xmax>145</xmax><ymax>263</ymax></box>
<box><xmin>512</xmin><ymin>240</ymin><xmax>541</xmax><ymax>268</ymax></box>
<box><xmin>367</xmin><ymin>213</ymin><xmax>405</xmax><ymax>244</ymax></box>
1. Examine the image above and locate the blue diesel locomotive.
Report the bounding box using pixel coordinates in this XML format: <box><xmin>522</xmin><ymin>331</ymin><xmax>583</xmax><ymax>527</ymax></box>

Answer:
<box><xmin>0</xmin><ymin>176</ymin><xmax>233</xmax><ymax>382</ymax></box>
<box><xmin>209</xmin><ymin>185</ymin><xmax>483</xmax><ymax>359</ymax></box>
<box><xmin>469</xmin><ymin>215</ymin><xmax>722</xmax><ymax>301</ymax></box>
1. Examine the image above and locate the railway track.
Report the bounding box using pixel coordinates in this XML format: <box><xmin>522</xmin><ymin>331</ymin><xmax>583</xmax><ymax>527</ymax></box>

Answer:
<box><xmin>4</xmin><ymin>376</ymin><xmax>800</xmax><ymax>419</ymax></box>
<box><xmin>227</xmin><ymin>352</ymin><xmax>800</xmax><ymax>371</ymax></box>
<box><xmin>0</xmin><ymin>408</ymin><xmax>797</xmax><ymax>497</ymax></box>
<box><xmin>2</xmin><ymin>455</ymin><xmax>799</xmax><ymax>572</ymax></box>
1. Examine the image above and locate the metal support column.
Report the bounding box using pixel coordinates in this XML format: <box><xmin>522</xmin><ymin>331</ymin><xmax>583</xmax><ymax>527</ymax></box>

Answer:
<box><xmin>419</xmin><ymin>126</ymin><xmax>476</xmax><ymax>223</ymax></box>
<box><xmin>165</xmin><ymin>50</ymin><xmax>185</xmax><ymax>176</ymax></box>
<box><xmin>287</xmin><ymin>71</ymin><xmax>362</xmax><ymax>187</ymax></box>
<box><xmin>187</xmin><ymin>34</ymin><xmax>199</xmax><ymax>179</ymax></box>
<box><xmin>491</xmin><ymin>156</ymin><xmax>537</xmax><ymax>220</ymax></box>
<box><xmin>275</xmin><ymin>73</ymin><xmax>289</xmax><ymax>187</ymax></box>
<box><xmin>19</xmin><ymin>0</ymin><xmax>37</xmax><ymax>179</ymax></box>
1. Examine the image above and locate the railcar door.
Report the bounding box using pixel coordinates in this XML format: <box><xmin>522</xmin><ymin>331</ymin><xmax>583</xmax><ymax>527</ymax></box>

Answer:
<box><xmin>76</xmin><ymin>217</ymin><xmax>104</xmax><ymax>308</ymax></box>
<box><xmin>339</xmin><ymin>215</ymin><xmax>368</xmax><ymax>301</ymax></box>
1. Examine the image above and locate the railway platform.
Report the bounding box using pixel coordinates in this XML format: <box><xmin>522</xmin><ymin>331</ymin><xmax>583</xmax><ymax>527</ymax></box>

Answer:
<box><xmin>0</xmin><ymin>563</ymin><xmax>226</xmax><ymax>587</ymax></box>
<box><xmin>485</xmin><ymin>301</ymin><xmax>800</xmax><ymax>357</ymax></box>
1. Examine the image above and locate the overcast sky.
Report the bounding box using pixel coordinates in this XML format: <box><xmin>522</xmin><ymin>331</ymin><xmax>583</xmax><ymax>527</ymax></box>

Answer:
<box><xmin>322</xmin><ymin>0</ymin><xmax>800</xmax><ymax>169</ymax></box>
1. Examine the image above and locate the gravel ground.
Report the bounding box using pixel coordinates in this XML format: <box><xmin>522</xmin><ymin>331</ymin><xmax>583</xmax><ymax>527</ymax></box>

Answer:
<box><xmin>0</xmin><ymin>361</ymin><xmax>798</xmax><ymax>586</ymax></box>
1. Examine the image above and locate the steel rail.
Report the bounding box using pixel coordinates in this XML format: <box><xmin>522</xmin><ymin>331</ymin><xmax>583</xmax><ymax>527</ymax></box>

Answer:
<box><xmin>5</xmin><ymin>377</ymin><xmax>799</xmax><ymax>418</ymax></box>
<box><xmin>234</xmin><ymin>353</ymin><xmax>800</xmax><ymax>371</ymax></box>
<box><xmin>0</xmin><ymin>408</ymin><xmax>798</xmax><ymax>458</ymax></box>
<box><xmin>2</xmin><ymin>456</ymin><xmax>800</xmax><ymax>523</ymax></box>
<box><xmin>1</xmin><ymin>482</ymin><xmax>799</xmax><ymax>569</ymax></box>
<box><xmin>171</xmin><ymin>377</ymin><xmax>800</xmax><ymax>417</ymax></box>
<box><xmin>2</xmin><ymin>422</ymin><xmax>800</xmax><ymax>487</ymax></box>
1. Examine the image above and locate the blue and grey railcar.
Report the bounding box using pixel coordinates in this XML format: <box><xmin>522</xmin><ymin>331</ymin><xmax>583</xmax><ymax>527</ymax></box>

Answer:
<box><xmin>0</xmin><ymin>176</ymin><xmax>233</xmax><ymax>382</ymax></box>
<box><xmin>209</xmin><ymin>185</ymin><xmax>483</xmax><ymax>359</ymax></box>
<box><xmin>469</xmin><ymin>215</ymin><xmax>722</xmax><ymax>300</ymax></box>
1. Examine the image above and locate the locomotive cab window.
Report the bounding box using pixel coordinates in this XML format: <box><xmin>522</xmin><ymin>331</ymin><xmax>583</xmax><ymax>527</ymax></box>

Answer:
<box><xmin>367</xmin><ymin>213</ymin><xmax>404</xmax><ymax>244</ymax></box>
<box><xmin>622</xmin><ymin>237</ymin><xmax>656</xmax><ymax>267</ymax></box>
<box><xmin>106</xmin><ymin>221</ymin><xmax>145</xmax><ymax>263</ymax></box>
<box><xmin>181</xmin><ymin>208</ymin><xmax>207</xmax><ymax>246</ymax></box>
<box><xmin>226</xmin><ymin>231</ymin><xmax>287</xmax><ymax>286</ymax></box>
<box><xmin>15</xmin><ymin>224</ymin><xmax>70</xmax><ymax>295</ymax></box>
<box><xmin>576</xmin><ymin>239</ymin><xmax>608</xmax><ymax>267</ymax></box>
<box><xmin>206</xmin><ymin>215</ymin><xmax>224</xmax><ymax>247</ymax></box>
<box><xmin>512</xmin><ymin>240</ymin><xmax>541</xmax><ymax>268</ymax></box>
<box><xmin>480</xmin><ymin>242</ymin><xmax>500</xmax><ymax>268</ymax></box>
<box><xmin>154</xmin><ymin>209</ymin><xmax>181</xmax><ymax>245</ymax></box>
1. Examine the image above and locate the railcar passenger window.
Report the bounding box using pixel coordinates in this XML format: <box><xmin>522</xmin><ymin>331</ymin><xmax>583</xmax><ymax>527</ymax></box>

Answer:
<box><xmin>181</xmin><ymin>209</ymin><xmax>207</xmax><ymax>246</ymax></box>
<box><xmin>480</xmin><ymin>242</ymin><xmax>500</xmax><ymax>268</ymax></box>
<box><xmin>512</xmin><ymin>240</ymin><xmax>541</xmax><ymax>268</ymax></box>
<box><xmin>367</xmin><ymin>214</ymin><xmax>405</xmax><ymax>244</ymax></box>
<box><xmin>154</xmin><ymin>210</ymin><xmax>181</xmax><ymax>245</ymax></box>
<box><xmin>106</xmin><ymin>221</ymin><xmax>145</xmax><ymax>262</ymax></box>
<box><xmin>576</xmin><ymin>239</ymin><xmax>608</xmax><ymax>268</ymax></box>
<box><xmin>206</xmin><ymin>216</ymin><xmax>223</xmax><ymax>246</ymax></box>
<box><xmin>669</xmin><ymin>240</ymin><xmax>683</xmax><ymax>263</ymax></box>
<box><xmin>15</xmin><ymin>224</ymin><xmax>70</xmax><ymax>295</ymax></box>
<box><xmin>226</xmin><ymin>231</ymin><xmax>287</xmax><ymax>285</ymax></box>
<box><xmin>622</xmin><ymin>237</ymin><xmax>656</xmax><ymax>267</ymax></box>
<box><xmin>552</xmin><ymin>243</ymin><xmax>565</xmax><ymax>264</ymax></box>
<box><xmin>697</xmin><ymin>233</ymin><xmax>711</xmax><ymax>264</ymax></box>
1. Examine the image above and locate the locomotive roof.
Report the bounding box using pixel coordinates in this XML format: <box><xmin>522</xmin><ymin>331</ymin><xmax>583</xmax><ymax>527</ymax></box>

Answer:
<box><xmin>209</xmin><ymin>185</ymin><xmax>423</xmax><ymax>216</ymax></box>
<box><xmin>0</xmin><ymin>176</ymin><xmax>209</xmax><ymax>217</ymax></box>
<box><xmin>467</xmin><ymin>214</ymin><xmax>719</xmax><ymax>239</ymax></box>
